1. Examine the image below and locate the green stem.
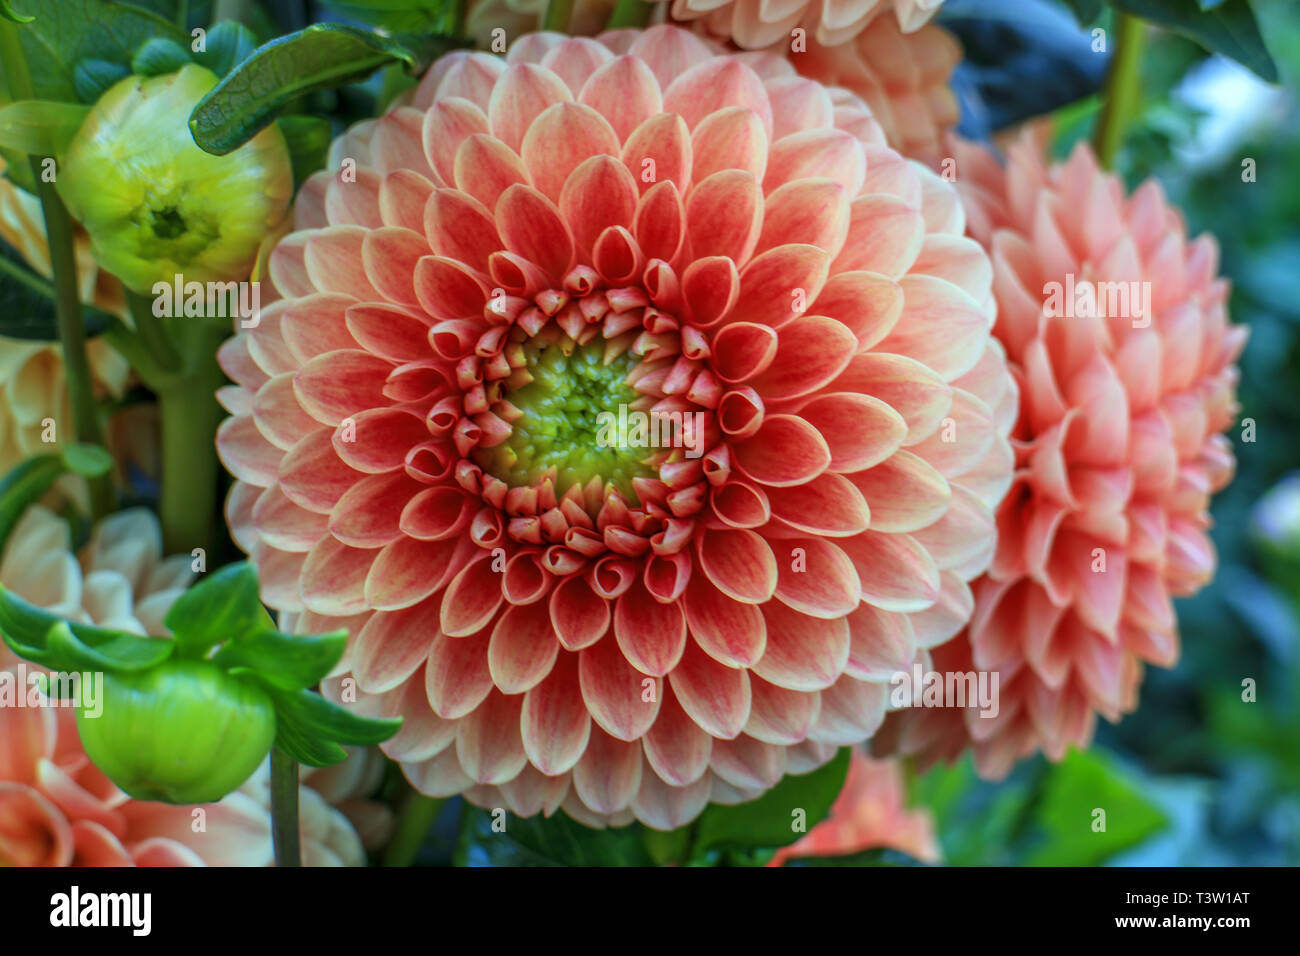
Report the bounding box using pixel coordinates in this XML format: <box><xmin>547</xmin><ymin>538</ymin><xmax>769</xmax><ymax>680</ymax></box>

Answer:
<box><xmin>126</xmin><ymin>290</ymin><xmax>183</xmax><ymax>373</ymax></box>
<box><xmin>1092</xmin><ymin>13</ymin><xmax>1146</xmax><ymax>170</ymax></box>
<box><xmin>382</xmin><ymin>792</ymin><xmax>444</xmax><ymax>867</ymax></box>
<box><xmin>607</xmin><ymin>0</ymin><xmax>654</xmax><ymax>29</ymax></box>
<box><xmin>177</xmin><ymin>0</ymin><xmax>189</xmax><ymax>30</ymax></box>
<box><xmin>155</xmin><ymin>320</ymin><xmax>227</xmax><ymax>556</ymax></box>
<box><xmin>270</xmin><ymin>747</ymin><xmax>301</xmax><ymax>867</ymax></box>
<box><xmin>542</xmin><ymin>0</ymin><xmax>575</xmax><ymax>31</ymax></box>
<box><xmin>1</xmin><ymin>19</ymin><xmax>112</xmax><ymax>519</ymax></box>
<box><xmin>213</xmin><ymin>0</ymin><xmax>254</xmax><ymax>24</ymax></box>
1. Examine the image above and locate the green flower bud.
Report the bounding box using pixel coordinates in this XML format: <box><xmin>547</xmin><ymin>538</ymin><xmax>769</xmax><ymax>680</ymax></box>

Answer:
<box><xmin>76</xmin><ymin>660</ymin><xmax>276</xmax><ymax>804</ymax></box>
<box><xmin>57</xmin><ymin>64</ymin><xmax>292</xmax><ymax>294</ymax></box>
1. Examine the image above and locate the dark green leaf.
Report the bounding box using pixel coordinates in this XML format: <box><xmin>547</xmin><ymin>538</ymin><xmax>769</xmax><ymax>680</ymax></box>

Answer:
<box><xmin>0</xmin><ymin>585</ymin><xmax>171</xmax><ymax>671</ymax></box>
<box><xmin>271</xmin><ymin>713</ymin><xmax>349</xmax><ymax>767</ymax></box>
<box><xmin>691</xmin><ymin>747</ymin><xmax>852</xmax><ymax>855</ymax></box>
<box><xmin>60</xmin><ymin>442</ymin><xmax>113</xmax><ymax>478</ymax></box>
<box><xmin>275</xmin><ymin>114</ymin><xmax>330</xmax><ymax>187</ymax></box>
<box><xmin>1059</xmin><ymin>0</ymin><xmax>1103</xmax><ymax>24</ymax></box>
<box><xmin>1111</xmin><ymin>0</ymin><xmax>1278</xmax><ymax>82</ymax></box>
<box><xmin>188</xmin><ymin>23</ymin><xmax>418</xmax><ymax>155</ymax></box>
<box><xmin>320</xmin><ymin>0</ymin><xmax>459</xmax><ymax>35</ymax></box>
<box><xmin>0</xmin><ymin>100</ymin><xmax>89</xmax><ymax>155</ymax></box>
<box><xmin>130</xmin><ymin>36</ymin><xmax>192</xmax><ymax>76</ymax></box>
<box><xmin>212</xmin><ymin>627</ymin><xmax>347</xmax><ymax>690</ymax></box>
<box><xmin>13</xmin><ymin>0</ymin><xmax>187</xmax><ymax>102</ymax></box>
<box><xmin>73</xmin><ymin>58</ymin><xmax>131</xmax><ymax>103</ymax></box>
<box><xmin>261</xmin><ymin>683</ymin><xmax>402</xmax><ymax>746</ymax></box>
<box><xmin>0</xmin><ymin>455</ymin><xmax>63</xmax><ymax>554</ymax></box>
<box><xmin>193</xmin><ymin>20</ymin><xmax>256</xmax><ymax>77</ymax></box>
<box><xmin>163</xmin><ymin>561</ymin><xmax>272</xmax><ymax>656</ymax></box>
<box><xmin>0</xmin><ymin>245</ymin><xmax>116</xmax><ymax>340</ymax></box>
<box><xmin>458</xmin><ymin>807</ymin><xmax>655</xmax><ymax>866</ymax></box>
<box><xmin>45</xmin><ymin>620</ymin><xmax>175</xmax><ymax>672</ymax></box>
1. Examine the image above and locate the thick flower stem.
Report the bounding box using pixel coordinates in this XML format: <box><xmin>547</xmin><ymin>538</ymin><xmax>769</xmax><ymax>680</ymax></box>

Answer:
<box><xmin>382</xmin><ymin>792</ymin><xmax>445</xmax><ymax>867</ymax></box>
<box><xmin>0</xmin><ymin>19</ymin><xmax>112</xmax><ymax>518</ymax></box>
<box><xmin>1092</xmin><ymin>13</ymin><xmax>1145</xmax><ymax>170</ymax></box>
<box><xmin>155</xmin><ymin>320</ymin><xmax>228</xmax><ymax>557</ymax></box>
<box><xmin>270</xmin><ymin>747</ymin><xmax>301</xmax><ymax>867</ymax></box>
<box><xmin>542</xmin><ymin>0</ymin><xmax>575</xmax><ymax>31</ymax></box>
<box><xmin>608</xmin><ymin>0</ymin><xmax>655</xmax><ymax>29</ymax></box>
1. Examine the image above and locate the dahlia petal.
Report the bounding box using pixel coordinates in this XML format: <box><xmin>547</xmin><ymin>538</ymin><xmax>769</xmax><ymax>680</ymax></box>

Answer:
<box><xmin>521</xmin><ymin>102</ymin><xmax>621</xmax><ymax>203</ymax></box>
<box><xmin>366</xmin><ymin>536</ymin><xmax>465</xmax><ymax>611</ymax></box>
<box><xmin>747</xmin><ymin>314</ymin><xmax>856</xmax><ymax>399</ymax></box>
<box><xmin>697</xmin><ymin>528</ymin><xmax>777</xmax><ymax>603</ymax></box>
<box><xmin>495</xmin><ymin>184</ymin><xmax>575</xmax><ymax>281</ymax></box>
<box><xmin>643</xmin><ymin>686</ymin><xmax>713</xmax><ymax>785</ymax></box>
<box><xmin>845</xmin><ymin>603</ymin><xmax>917</xmax><ymax>681</ymax></box>
<box><xmin>550</xmin><ymin>575</ymin><xmax>611</xmax><ymax>650</ymax></box>
<box><xmin>304</xmin><ymin>226</ymin><xmax>382</xmax><ymax>299</ymax></box>
<box><xmin>572</xmin><ymin>727</ymin><xmax>644</xmax><ymax>814</ymax></box>
<box><xmin>487</xmin><ymin>63</ymin><xmax>573</xmax><ymax>153</ymax></box>
<box><xmin>579</xmin><ymin>635</ymin><xmax>661</xmax><ymax>741</ymax></box>
<box><xmin>744</xmin><ymin>676</ymin><xmax>821</xmax><ymax>745</ymax></box>
<box><xmin>683</xmin><ymin>574</ymin><xmax>766</xmax><ymax>667</ymax></box>
<box><xmin>353</xmin><ymin>597</ymin><xmax>441</xmax><ymax>693</ymax></box>
<box><xmin>767</xmin><ymin>472</ymin><xmax>871</xmax><ymax>536</ymax></box>
<box><xmin>425</xmin><ymin>628</ymin><xmax>493</xmax><ymax>719</ymax></box>
<box><xmin>811</xmin><ymin>270</ymin><xmax>903</xmax><ymax>349</ymax></box>
<box><xmin>690</xmin><ymin>105</ymin><xmax>769</xmax><ymax>183</ymax></box>
<box><xmin>456</xmin><ymin>690</ymin><xmax>529</xmax><ymax>785</ymax></box>
<box><xmin>810</xmin><ymin>675</ymin><xmax>888</xmax><ymax>744</ymax></box>
<box><xmin>559</xmin><ymin>155</ymin><xmax>639</xmax><ymax>259</ymax></box>
<box><xmin>764</xmin><ymin>129</ymin><xmax>866</xmax><ymax>198</ymax></box>
<box><xmin>610</xmin><ymin>577</ymin><xmax>688</xmax><ymax>678</ymax></box>
<box><xmin>668</xmin><ymin>640</ymin><xmax>752</xmax><ymax>739</ymax></box>
<box><xmin>578</xmin><ymin>56</ymin><xmax>663</xmax><ymax>143</ymax></box>
<box><xmin>216</xmin><ymin>415</ymin><xmax>282</xmax><ymax>487</ymax></box>
<box><xmin>839</xmin><ymin>530</ymin><xmax>940</xmax><ymax>612</ymax></box>
<box><xmin>733</xmin><ymin>414</ymin><xmax>830</xmax><ymax>486</ymax></box>
<box><xmin>685</xmin><ymin>169</ymin><xmax>764</xmax><ymax>265</ymax></box>
<box><xmin>292</xmin><ymin>350</ymin><xmax>393</xmax><ymax>426</ymax></box>
<box><xmin>521</xmin><ymin>652</ymin><xmax>590</xmax><ymax>775</ymax></box>
<box><xmin>299</xmin><ymin>535</ymin><xmax>375</xmax><ymax>615</ymax></box>
<box><xmin>754</xmin><ymin>601</ymin><xmax>850</xmax><ymax>691</ymax></box>
<box><xmin>440</xmin><ymin>553</ymin><xmax>504</xmax><ymax>637</ymax></box>
<box><xmin>663</xmin><ymin>59</ymin><xmax>773</xmax><ymax>139</ymax></box>
<box><xmin>729</xmin><ymin>243</ymin><xmax>830</xmax><ymax>328</ymax></box>
<box><xmin>797</xmin><ymin>392</ymin><xmax>907</xmax><ymax>472</ymax></box>
<box><xmin>621</xmin><ymin>112</ymin><xmax>692</xmax><ymax>195</ymax></box>
<box><xmin>489</xmin><ymin>601</ymin><xmax>561</xmax><ymax>693</ymax></box>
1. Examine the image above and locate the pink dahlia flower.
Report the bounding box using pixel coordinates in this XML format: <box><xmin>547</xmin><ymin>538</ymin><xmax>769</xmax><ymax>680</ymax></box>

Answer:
<box><xmin>877</xmin><ymin>134</ymin><xmax>1246</xmax><ymax>778</ymax></box>
<box><xmin>786</xmin><ymin>15</ymin><xmax>961</xmax><ymax>167</ymax></box>
<box><xmin>769</xmin><ymin>750</ymin><xmax>940</xmax><ymax>865</ymax></box>
<box><xmin>0</xmin><ymin>506</ymin><xmax>380</xmax><ymax>865</ymax></box>
<box><xmin>670</xmin><ymin>0</ymin><xmax>947</xmax><ymax>50</ymax></box>
<box><xmin>218</xmin><ymin>25</ymin><xmax>1015</xmax><ymax>829</ymax></box>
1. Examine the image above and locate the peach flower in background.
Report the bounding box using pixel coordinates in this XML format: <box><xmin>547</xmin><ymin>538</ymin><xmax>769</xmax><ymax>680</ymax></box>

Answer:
<box><xmin>0</xmin><ymin>505</ymin><xmax>384</xmax><ymax>866</ymax></box>
<box><xmin>670</xmin><ymin>0</ymin><xmax>947</xmax><ymax>49</ymax></box>
<box><xmin>217</xmin><ymin>25</ymin><xmax>1015</xmax><ymax>829</ymax></box>
<box><xmin>786</xmin><ymin>15</ymin><xmax>962</xmax><ymax>167</ymax></box>
<box><xmin>876</xmin><ymin>134</ymin><xmax>1246</xmax><ymax>778</ymax></box>
<box><xmin>769</xmin><ymin>750</ymin><xmax>940</xmax><ymax>865</ymax></box>
<box><xmin>463</xmin><ymin>0</ymin><xmax>616</xmax><ymax>47</ymax></box>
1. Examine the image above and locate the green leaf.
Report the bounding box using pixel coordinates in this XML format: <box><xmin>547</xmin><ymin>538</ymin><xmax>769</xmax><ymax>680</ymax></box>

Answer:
<box><xmin>0</xmin><ymin>585</ymin><xmax>172</xmax><ymax>671</ymax></box>
<box><xmin>272</xmin><ymin>718</ymin><xmax>347</xmax><ymax>768</ymax></box>
<box><xmin>0</xmin><ymin>455</ymin><xmax>63</xmax><ymax>554</ymax></box>
<box><xmin>690</xmin><ymin>746</ymin><xmax>852</xmax><ymax>855</ymax></box>
<box><xmin>45</xmin><ymin>620</ymin><xmax>176</xmax><ymax>672</ymax></box>
<box><xmin>0</xmin><ymin>245</ymin><xmax>116</xmax><ymax>340</ymax></box>
<box><xmin>458</xmin><ymin>807</ymin><xmax>656</xmax><ymax>866</ymax></box>
<box><xmin>1022</xmin><ymin>749</ymin><xmax>1167</xmax><ymax>865</ymax></box>
<box><xmin>193</xmin><ymin>20</ymin><xmax>256</xmax><ymax>78</ymax></box>
<box><xmin>1060</xmin><ymin>0</ymin><xmax>1103</xmax><ymax>24</ymax></box>
<box><xmin>163</xmin><ymin>561</ymin><xmax>271</xmax><ymax>657</ymax></box>
<box><xmin>275</xmin><ymin>114</ymin><xmax>330</xmax><ymax>187</ymax></box>
<box><xmin>320</xmin><ymin>0</ymin><xmax>459</xmax><ymax>35</ymax></box>
<box><xmin>188</xmin><ymin>23</ymin><xmax>418</xmax><ymax>155</ymax></box>
<box><xmin>261</xmin><ymin>683</ymin><xmax>403</xmax><ymax>747</ymax></box>
<box><xmin>60</xmin><ymin>442</ymin><xmax>113</xmax><ymax>478</ymax></box>
<box><xmin>2</xmin><ymin>0</ymin><xmax>34</xmax><ymax>23</ymax></box>
<box><xmin>73</xmin><ymin>58</ymin><xmax>131</xmax><ymax>103</ymax></box>
<box><xmin>13</xmin><ymin>0</ymin><xmax>187</xmax><ymax>102</ymax></box>
<box><xmin>0</xmin><ymin>100</ymin><xmax>89</xmax><ymax>156</ymax></box>
<box><xmin>212</xmin><ymin>627</ymin><xmax>347</xmax><ymax>690</ymax></box>
<box><xmin>1110</xmin><ymin>0</ymin><xmax>1278</xmax><ymax>82</ymax></box>
<box><xmin>130</xmin><ymin>36</ymin><xmax>192</xmax><ymax>76</ymax></box>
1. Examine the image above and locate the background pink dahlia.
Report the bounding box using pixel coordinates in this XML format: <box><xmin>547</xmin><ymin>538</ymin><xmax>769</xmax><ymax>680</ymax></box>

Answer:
<box><xmin>217</xmin><ymin>25</ymin><xmax>1016</xmax><ymax>829</ymax></box>
<box><xmin>876</xmin><ymin>133</ymin><xmax>1247</xmax><ymax>778</ymax></box>
<box><xmin>669</xmin><ymin>0</ymin><xmax>947</xmax><ymax>49</ymax></box>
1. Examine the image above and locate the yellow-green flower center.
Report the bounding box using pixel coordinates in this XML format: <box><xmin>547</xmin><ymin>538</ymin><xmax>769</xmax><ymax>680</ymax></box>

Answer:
<box><xmin>474</xmin><ymin>337</ymin><xmax>654</xmax><ymax>498</ymax></box>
